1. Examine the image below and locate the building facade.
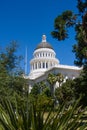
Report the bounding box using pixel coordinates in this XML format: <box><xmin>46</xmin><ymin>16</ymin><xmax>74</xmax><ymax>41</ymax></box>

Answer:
<box><xmin>28</xmin><ymin>35</ymin><xmax>81</xmax><ymax>90</ymax></box>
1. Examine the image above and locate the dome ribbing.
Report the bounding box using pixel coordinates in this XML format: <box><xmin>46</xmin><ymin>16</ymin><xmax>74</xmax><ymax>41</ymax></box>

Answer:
<box><xmin>35</xmin><ymin>35</ymin><xmax>53</xmax><ymax>50</ymax></box>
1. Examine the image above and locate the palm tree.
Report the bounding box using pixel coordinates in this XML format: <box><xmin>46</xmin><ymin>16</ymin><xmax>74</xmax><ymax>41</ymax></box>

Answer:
<box><xmin>47</xmin><ymin>73</ymin><xmax>57</xmax><ymax>97</ymax></box>
<box><xmin>56</xmin><ymin>73</ymin><xmax>64</xmax><ymax>87</ymax></box>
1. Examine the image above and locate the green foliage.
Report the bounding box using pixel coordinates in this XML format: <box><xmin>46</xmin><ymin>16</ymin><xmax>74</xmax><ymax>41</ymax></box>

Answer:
<box><xmin>51</xmin><ymin>10</ymin><xmax>76</xmax><ymax>40</ymax></box>
<box><xmin>51</xmin><ymin>0</ymin><xmax>87</xmax><ymax>67</ymax></box>
<box><xmin>31</xmin><ymin>82</ymin><xmax>50</xmax><ymax>97</ymax></box>
<box><xmin>42</xmin><ymin>87</ymin><xmax>51</xmax><ymax>97</ymax></box>
<box><xmin>0</xmin><ymin>41</ymin><xmax>28</xmax><ymax>110</ymax></box>
<box><xmin>47</xmin><ymin>73</ymin><xmax>64</xmax><ymax>98</ymax></box>
<box><xmin>56</xmin><ymin>73</ymin><xmax>64</xmax><ymax>87</ymax></box>
<box><xmin>30</xmin><ymin>82</ymin><xmax>52</xmax><ymax>110</ymax></box>
<box><xmin>34</xmin><ymin>94</ymin><xmax>53</xmax><ymax>111</ymax></box>
<box><xmin>73</xmin><ymin>66</ymin><xmax>87</xmax><ymax>107</ymax></box>
<box><xmin>55</xmin><ymin>79</ymin><xmax>75</xmax><ymax>105</ymax></box>
<box><xmin>51</xmin><ymin>0</ymin><xmax>87</xmax><ymax>107</ymax></box>
<box><xmin>77</xmin><ymin>0</ymin><xmax>87</xmax><ymax>13</ymax></box>
<box><xmin>0</xmin><ymin>99</ymin><xmax>31</xmax><ymax>130</ymax></box>
<box><xmin>72</xmin><ymin>21</ymin><xmax>87</xmax><ymax>66</ymax></box>
<box><xmin>0</xmin><ymin>41</ymin><xmax>23</xmax><ymax>75</ymax></box>
<box><xmin>47</xmin><ymin>73</ymin><xmax>57</xmax><ymax>85</ymax></box>
<box><xmin>47</xmin><ymin>73</ymin><xmax>58</xmax><ymax>97</ymax></box>
<box><xmin>0</xmin><ymin>99</ymin><xmax>87</xmax><ymax>130</ymax></box>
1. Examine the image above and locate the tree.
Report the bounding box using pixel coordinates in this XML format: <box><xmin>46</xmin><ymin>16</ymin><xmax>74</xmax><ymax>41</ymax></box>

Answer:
<box><xmin>30</xmin><ymin>82</ymin><xmax>52</xmax><ymax>110</ymax></box>
<box><xmin>30</xmin><ymin>83</ymin><xmax>40</xmax><ymax>96</ymax></box>
<box><xmin>51</xmin><ymin>10</ymin><xmax>76</xmax><ymax>41</ymax></box>
<box><xmin>0</xmin><ymin>41</ymin><xmax>23</xmax><ymax>75</ymax></box>
<box><xmin>51</xmin><ymin>0</ymin><xmax>87</xmax><ymax>107</ymax></box>
<box><xmin>74</xmin><ymin>68</ymin><xmax>87</xmax><ymax>107</ymax></box>
<box><xmin>0</xmin><ymin>41</ymin><xmax>27</xmax><ymax>110</ymax></box>
<box><xmin>51</xmin><ymin>0</ymin><xmax>87</xmax><ymax>67</ymax></box>
<box><xmin>55</xmin><ymin>79</ymin><xmax>75</xmax><ymax>105</ymax></box>
<box><xmin>47</xmin><ymin>73</ymin><xmax>57</xmax><ymax>97</ymax></box>
<box><xmin>56</xmin><ymin>73</ymin><xmax>64</xmax><ymax>87</ymax></box>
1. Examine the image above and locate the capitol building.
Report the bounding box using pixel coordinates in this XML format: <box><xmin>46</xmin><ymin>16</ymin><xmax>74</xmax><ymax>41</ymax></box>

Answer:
<box><xmin>28</xmin><ymin>35</ymin><xmax>81</xmax><ymax>89</ymax></box>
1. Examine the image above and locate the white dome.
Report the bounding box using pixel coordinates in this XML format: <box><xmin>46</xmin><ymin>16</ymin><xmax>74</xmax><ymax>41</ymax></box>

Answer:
<box><xmin>29</xmin><ymin>35</ymin><xmax>59</xmax><ymax>79</ymax></box>
<box><xmin>35</xmin><ymin>35</ymin><xmax>53</xmax><ymax>50</ymax></box>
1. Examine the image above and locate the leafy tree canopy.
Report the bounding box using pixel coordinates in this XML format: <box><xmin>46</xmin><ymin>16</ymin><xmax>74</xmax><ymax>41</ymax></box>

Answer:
<box><xmin>55</xmin><ymin>79</ymin><xmax>75</xmax><ymax>105</ymax></box>
<box><xmin>0</xmin><ymin>41</ymin><xmax>27</xmax><ymax>109</ymax></box>
<box><xmin>51</xmin><ymin>0</ymin><xmax>87</xmax><ymax>67</ymax></box>
<box><xmin>51</xmin><ymin>0</ymin><xmax>87</xmax><ymax>107</ymax></box>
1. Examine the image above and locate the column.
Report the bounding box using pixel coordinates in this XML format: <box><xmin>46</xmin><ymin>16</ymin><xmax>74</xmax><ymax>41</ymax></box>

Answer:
<box><xmin>37</xmin><ymin>62</ymin><xmax>38</xmax><ymax>69</ymax></box>
<box><xmin>32</xmin><ymin>64</ymin><xmax>34</xmax><ymax>70</ymax></box>
<box><xmin>35</xmin><ymin>63</ymin><xmax>36</xmax><ymax>69</ymax></box>
<box><xmin>31</xmin><ymin>64</ymin><xmax>33</xmax><ymax>70</ymax></box>
<box><xmin>41</xmin><ymin>61</ymin><xmax>43</xmax><ymax>68</ymax></box>
<box><xmin>34</xmin><ymin>63</ymin><xmax>35</xmax><ymax>70</ymax></box>
<box><xmin>41</xmin><ymin>52</ymin><xmax>43</xmax><ymax>57</ymax></box>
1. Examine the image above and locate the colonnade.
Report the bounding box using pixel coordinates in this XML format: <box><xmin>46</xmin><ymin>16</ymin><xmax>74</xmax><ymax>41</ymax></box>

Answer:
<box><xmin>31</xmin><ymin>60</ymin><xmax>57</xmax><ymax>70</ymax></box>
<box><xmin>34</xmin><ymin>52</ymin><xmax>55</xmax><ymax>58</ymax></box>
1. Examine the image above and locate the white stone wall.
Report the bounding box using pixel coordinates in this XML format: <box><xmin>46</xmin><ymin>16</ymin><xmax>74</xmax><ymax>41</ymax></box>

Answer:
<box><xmin>29</xmin><ymin>65</ymin><xmax>81</xmax><ymax>87</ymax></box>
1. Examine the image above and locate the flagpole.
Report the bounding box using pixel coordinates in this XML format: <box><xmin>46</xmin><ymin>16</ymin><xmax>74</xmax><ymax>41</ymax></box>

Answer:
<box><xmin>25</xmin><ymin>46</ymin><xmax>28</xmax><ymax>76</ymax></box>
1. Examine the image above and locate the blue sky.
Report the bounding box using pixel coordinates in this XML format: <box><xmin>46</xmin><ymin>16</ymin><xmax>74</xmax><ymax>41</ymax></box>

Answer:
<box><xmin>0</xmin><ymin>0</ymin><xmax>78</xmax><ymax>73</ymax></box>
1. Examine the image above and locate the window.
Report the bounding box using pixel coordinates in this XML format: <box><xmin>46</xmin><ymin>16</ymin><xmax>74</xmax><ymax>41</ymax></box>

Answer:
<box><xmin>40</xmin><ymin>53</ymin><xmax>41</xmax><ymax>57</ymax></box>
<box><xmin>35</xmin><ymin>63</ymin><xmax>37</xmax><ymax>69</ymax></box>
<box><xmin>46</xmin><ymin>63</ymin><xmax>48</xmax><ymax>68</ymax></box>
<box><xmin>33</xmin><ymin>64</ymin><xmax>34</xmax><ymax>70</ymax></box>
<box><xmin>38</xmin><ymin>62</ymin><xmax>41</xmax><ymax>68</ymax></box>
<box><xmin>43</xmin><ymin>62</ymin><xmax>45</xmax><ymax>68</ymax></box>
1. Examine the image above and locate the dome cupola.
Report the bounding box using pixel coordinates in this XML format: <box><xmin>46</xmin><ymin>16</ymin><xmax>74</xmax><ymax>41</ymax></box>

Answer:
<box><xmin>29</xmin><ymin>35</ymin><xmax>59</xmax><ymax>79</ymax></box>
<box><xmin>35</xmin><ymin>35</ymin><xmax>53</xmax><ymax>50</ymax></box>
